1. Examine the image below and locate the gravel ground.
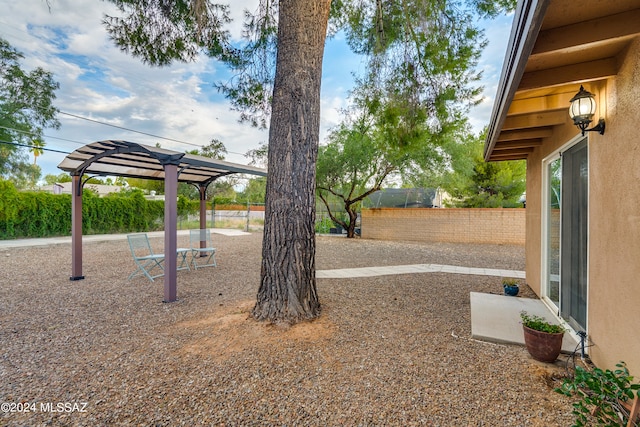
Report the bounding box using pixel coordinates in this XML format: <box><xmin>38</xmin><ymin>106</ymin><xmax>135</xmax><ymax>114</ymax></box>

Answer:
<box><xmin>0</xmin><ymin>233</ymin><xmax>575</xmax><ymax>426</ymax></box>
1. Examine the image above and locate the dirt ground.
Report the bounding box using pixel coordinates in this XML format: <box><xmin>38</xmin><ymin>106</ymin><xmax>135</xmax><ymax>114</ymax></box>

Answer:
<box><xmin>0</xmin><ymin>233</ymin><xmax>576</xmax><ymax>426</ymax></box>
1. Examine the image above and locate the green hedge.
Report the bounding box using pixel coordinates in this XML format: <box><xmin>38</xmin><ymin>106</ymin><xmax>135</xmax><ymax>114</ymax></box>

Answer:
<box><xmin>0</xmin><ymin>180</ymin><xmax>199</xmax><ymax>239</ymax></box>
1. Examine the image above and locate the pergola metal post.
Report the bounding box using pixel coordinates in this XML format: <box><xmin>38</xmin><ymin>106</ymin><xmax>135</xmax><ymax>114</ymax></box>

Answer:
<box><xmin>163</xmin><ymin>163</ymin><xmax>179</xmax><ymax>303</ymax></box>
<box><xmin>199</xmin><ymin>185</ymin><xmax>207</xmax><ymax>249</ymax></box>
<box><xmin>70</xmin><ymin>174</ymin><xmax>84</xmax><ymax>281</ymax></box>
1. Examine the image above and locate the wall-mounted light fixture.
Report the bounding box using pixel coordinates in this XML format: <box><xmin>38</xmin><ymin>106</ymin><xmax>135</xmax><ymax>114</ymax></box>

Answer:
<box><xmin>569</xmin><ymin>85</ymin><xmax>605</xmax><ymax>136</ymax></box>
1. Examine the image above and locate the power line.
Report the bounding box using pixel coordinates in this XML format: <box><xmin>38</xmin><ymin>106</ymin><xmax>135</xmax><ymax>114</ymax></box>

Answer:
<box><xmin>59</xmin><ymin>111</ymin><xmax>250</xmax><ymax>156</ymax></box>
<box><xmin>0</xmin><ymin>139</ymin><xmax>71</xmax><ymax>155</ymax></box>
<box><xmin>59</xmin><ymin>111</ymin><xmax>202</xmax><ymax>147</ymax></box>
<box><xmin>40</xmin><ymin>134</ymin><xmax>88</xmax><ymax>146</ymax></box>
<box><xmin>1</xmin><ymin>120</ymin><xmax>255</xmax><ymax>161</ymax></box>
<box><xmin>0</xmin><ymin>125</ymin><xmax>88</xmax><ymax>147</ymax></box>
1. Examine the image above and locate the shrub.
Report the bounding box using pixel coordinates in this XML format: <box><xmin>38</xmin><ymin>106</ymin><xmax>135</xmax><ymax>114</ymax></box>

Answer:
<box><xmin>315</xmin><ymin>217</ymin><xmax>334</xmax><ymax>234</ymax></box>
<box><xmin>0</xmin><ymin>180</ymin><xmax>198</xmax><ymax>239</ymax></box>
<box><xmin>556</xmin><ymin>361</ymin><xmax>640</xmax><ymax>427</ymax></box>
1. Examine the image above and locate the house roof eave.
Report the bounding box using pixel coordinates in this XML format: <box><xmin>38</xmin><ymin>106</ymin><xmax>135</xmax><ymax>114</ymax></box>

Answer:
<box><xmin>484</xmin><ymin>0</ymin><xmax>550</xmax><ymax>162</ymax></box>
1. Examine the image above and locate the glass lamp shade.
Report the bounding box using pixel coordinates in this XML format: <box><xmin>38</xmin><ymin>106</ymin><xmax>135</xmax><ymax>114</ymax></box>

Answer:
<box><xmin>569</xmin><ymin>85</ymin><xmax>596</xmax><ymax>127</ymax></box>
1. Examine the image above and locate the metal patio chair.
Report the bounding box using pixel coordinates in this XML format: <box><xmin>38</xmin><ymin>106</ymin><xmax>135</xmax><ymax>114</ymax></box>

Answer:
<box><xmin>127</xmin><ymin>233</ymin><xmax>165</xmax><ymax>281</ymax></box>
<box><xmin>189</xmin><ymin>229</ymin><xmax>217</xmax><ymax>270</ymax></box>
<box><xmin>127</xmin><ymin>233</ymin><xmax>191</xmax><ymax>281</ymax></box>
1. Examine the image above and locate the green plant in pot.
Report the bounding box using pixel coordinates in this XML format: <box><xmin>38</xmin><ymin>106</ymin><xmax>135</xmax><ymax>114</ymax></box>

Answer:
<box><xmin>502</xmin><ymin>277</ymin><xmax>520</xmax><ymax>296</ymax></box>
<box><xmin>520</xmin><ymin>311</ymin><xmax>565</xmax><ymax>363</ymax></box>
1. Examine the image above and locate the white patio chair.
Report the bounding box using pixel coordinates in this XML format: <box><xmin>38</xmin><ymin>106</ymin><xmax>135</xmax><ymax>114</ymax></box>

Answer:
<box><xmin>189</xmin><ymin>229</ymin><xmax>217</xmax><ymax>270</ymax></box>
<box><xmin>127</xmin><ymin>233</ymin><xmax>190</xmax><ymax>281</ymax></box>
<box><xmin>127</xmin><ymin>233</ymin><xmax>165</xmax><ymax>281</ymax></box>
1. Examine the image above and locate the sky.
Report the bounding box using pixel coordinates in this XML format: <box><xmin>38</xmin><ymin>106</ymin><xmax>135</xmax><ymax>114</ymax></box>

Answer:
<box><xmin>0</xmin><ymin>0</ymin><xmax>513</xmax><ymax>180</ymax></box>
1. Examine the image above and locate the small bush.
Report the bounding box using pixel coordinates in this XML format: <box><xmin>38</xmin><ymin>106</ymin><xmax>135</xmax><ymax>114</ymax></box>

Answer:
<box><xmin>502</xmin><ymin>277</ymin><xmax>519</xmax><ymax>286</ymax></box>
<box><xmin>556</xmin><ymin>361</ymin><xmax>640</xmax><ymax>427</ymax></box>
<box><xmin>315</xmin><ymin>217</ymin><xmax>334</xmax><ymax>234</ymax></box>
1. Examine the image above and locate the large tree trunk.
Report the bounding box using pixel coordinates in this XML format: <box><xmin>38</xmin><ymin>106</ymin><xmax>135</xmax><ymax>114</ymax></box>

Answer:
<box><xmin>252</xmin><ymin>0</ymin><xmax>331</xmax><ymax>324</ymax></box>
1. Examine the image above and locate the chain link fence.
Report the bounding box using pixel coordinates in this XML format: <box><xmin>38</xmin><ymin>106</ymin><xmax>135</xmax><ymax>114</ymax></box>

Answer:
<box><xmin>178</xmin><ymin>203</ymin><xmax>265</xmax><ymax>232</ymax></box>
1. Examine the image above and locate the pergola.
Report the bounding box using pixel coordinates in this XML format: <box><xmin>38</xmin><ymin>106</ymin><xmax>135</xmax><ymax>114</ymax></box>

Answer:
<box><xmin>58</xmin><ymin>140</ymin><xmax>267</xmax><ymax>302</ymax></box>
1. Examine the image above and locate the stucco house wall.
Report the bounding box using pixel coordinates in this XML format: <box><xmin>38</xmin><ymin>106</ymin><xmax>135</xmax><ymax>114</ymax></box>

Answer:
<box><xmin>523</xmin><ymin>39</ymin><xmax>640</xmax><ymax>373</ymax></box>
<box><xmin>587</xmin><ymin>38</ymin><xmax>640</xmax><ymax>372</ymax></box>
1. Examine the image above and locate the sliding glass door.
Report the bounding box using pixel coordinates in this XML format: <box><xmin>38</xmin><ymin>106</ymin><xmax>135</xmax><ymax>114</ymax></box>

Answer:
<box><xmin>560</xmin><ymin>139</ymin><xmax>588</xmax><ymax>331</ymax></box>
<box><xmin>543</xmin><ymin>138</ymin><xmax>588</xmax><ymax>332</ymax></box>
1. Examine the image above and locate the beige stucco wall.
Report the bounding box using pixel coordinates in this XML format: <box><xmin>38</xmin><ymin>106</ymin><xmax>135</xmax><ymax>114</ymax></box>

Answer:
<box><xmin>587</xmin><ymin>38</ymin><xmax>640</xmax><ymax>374</ymax></box>
<box><xmin>525</xmin><ymin>38</ymin><xmax>640</xmax><ymax>374</ymax></box>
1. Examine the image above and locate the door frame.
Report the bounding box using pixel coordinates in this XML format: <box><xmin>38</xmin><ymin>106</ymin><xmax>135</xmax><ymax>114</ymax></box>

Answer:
<box><xmin>541</xmin><ymin>151</ymin><xmax>561</xmax><ymax>312</ymax></box>
<box><xmin>540</xmin><ymin>134</ymin><xmax>589</xmax><ymax>340</ymax></box>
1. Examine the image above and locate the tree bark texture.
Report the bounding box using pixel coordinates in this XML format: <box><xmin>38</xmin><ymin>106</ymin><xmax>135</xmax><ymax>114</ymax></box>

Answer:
<box><xmin>252</xmin><ymin>0</ymin><xmax>331</xmax><ymax>324</ymax></box>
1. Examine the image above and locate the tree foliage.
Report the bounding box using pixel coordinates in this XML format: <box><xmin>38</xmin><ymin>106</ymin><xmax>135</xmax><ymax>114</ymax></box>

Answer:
<box><xmin>336</xmin><ymin>0</ymin><xmax>484</xmax><ymax>134</ymax></box>
<box><xmin>0</xmin><ymin>37</ymin><xmax>60</xmax><ymax>188</ymax></box>
<box><xmin>316</xmin><ymin>0</ymin><xmax>516</xmax><ymax>235</ymax></box>
<box><xmin>238</xmin><ymin>176</ymin><xmax>266</xmax><ymax>204</ymax></box>
<box><xmin>317</xmin><ymin>117</ymin><xmax>386</xmax><ymax>238</ymax></box>
<box><xmin>125</xmin><ymin>177</ymin><xmax>165</xmax><ymax>194</ymax></box>
<box><xmin>182</xmin><ymin>137</ymin><xmax>234</xmax><ymax>199</ymax></box>
<box><xmin>443</xmin><ymin>130</ymin><xmax>526</xmax><ymax>208</ymax></box>
<box><xmin>185</xmin><ymin>137</ymin><xmax>227</xmax><ymax>159</ymax></box>
<box><xmin>103</xmin><ymin>0</ymin><xmax>235</xmax><ymax>66</ymax></box>
<box><xmin>43</xmin><ymin>173</ymin><xmax>73</xmax><ymax>185</ymax></box>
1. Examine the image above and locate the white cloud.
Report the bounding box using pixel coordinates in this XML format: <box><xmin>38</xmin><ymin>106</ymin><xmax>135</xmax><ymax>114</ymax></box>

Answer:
<box><xmin>320</xmin><ymin>95</ymin><xmax>349</xmax><ymax>143</ymax></box>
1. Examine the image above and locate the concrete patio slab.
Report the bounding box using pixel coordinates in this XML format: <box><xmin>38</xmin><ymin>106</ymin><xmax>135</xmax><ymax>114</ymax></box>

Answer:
<box><xmin>470</xmin><ymin>292</ymin><xmax>578</xmax><ymax>353</ymax></box>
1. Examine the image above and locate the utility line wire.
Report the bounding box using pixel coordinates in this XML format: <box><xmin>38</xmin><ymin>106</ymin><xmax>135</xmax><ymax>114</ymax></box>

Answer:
<box><xmin>0</xmin><ymin>139</ymin><xmax>71</xmax><ymax>155</ymax></box>
<box><xmin>2</xmin><ymin>121</ymin><xmax>253</xmax><ymax>160</ymax></box>
<box><xmin>0</xmin><ymin>125</ymin><xmax>88</xmax><ymax>146</ymax></box>
<box><xmin>59</xmin><ymin>111</ymin><xmax>250</xmax><ymax>157</ymax></box>
<box><xmin>59</xmin><ymin>111</ymin><xmax>202</xmax><ymax>147</ymax></box>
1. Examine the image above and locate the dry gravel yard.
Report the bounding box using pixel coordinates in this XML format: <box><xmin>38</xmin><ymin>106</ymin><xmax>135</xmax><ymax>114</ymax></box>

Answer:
<box><xmin>0</xmin><ymin>233</ymin><xmax>575</xmax><ymax>426</ymax></box>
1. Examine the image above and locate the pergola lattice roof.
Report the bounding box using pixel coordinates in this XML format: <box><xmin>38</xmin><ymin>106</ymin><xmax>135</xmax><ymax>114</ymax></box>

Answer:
<box><xmin>58</xmin><ymin>140</ymin><xmax>267</xmax><ymax>183</ymax></box>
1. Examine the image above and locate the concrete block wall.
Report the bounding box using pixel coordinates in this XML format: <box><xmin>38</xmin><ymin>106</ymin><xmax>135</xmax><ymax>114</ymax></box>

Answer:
<box><xmin>361</xmin><ymin>208</ymin><xmax>525</xmax><ymax>245</ymax></box>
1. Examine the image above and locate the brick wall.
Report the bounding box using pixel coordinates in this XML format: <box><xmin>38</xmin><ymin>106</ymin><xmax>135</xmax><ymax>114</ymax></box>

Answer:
<box><xmin>361</xmin><ymin>208</ymin><xmax>525</xmax><ymax>245</ymax></box>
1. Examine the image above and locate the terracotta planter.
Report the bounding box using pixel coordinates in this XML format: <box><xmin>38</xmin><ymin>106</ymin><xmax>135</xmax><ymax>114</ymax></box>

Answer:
<box><xmin>522</xmin><ymin>325</ymin><xmax>564</xmax><ymax>363</ymax></box>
